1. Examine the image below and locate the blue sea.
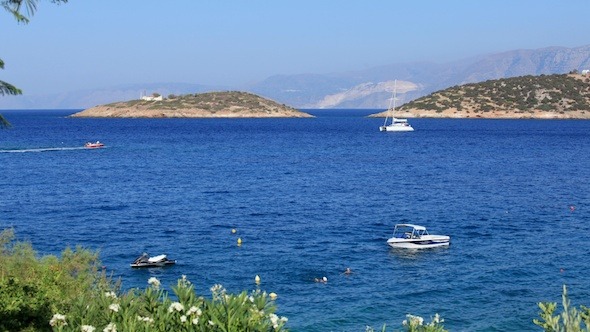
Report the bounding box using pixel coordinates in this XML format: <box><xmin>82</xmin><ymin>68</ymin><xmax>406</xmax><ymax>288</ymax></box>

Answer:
<box><xmin>1</xmin><ymin>109</ymin><xmax>589</xmax><ymax>331</ymax></box>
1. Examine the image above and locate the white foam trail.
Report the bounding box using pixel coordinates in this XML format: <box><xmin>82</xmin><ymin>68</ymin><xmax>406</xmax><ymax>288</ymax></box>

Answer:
<box><xmin>0</xmin><ymin>146</ymin><xmax>89</xmax><ymax>153</ymax></box>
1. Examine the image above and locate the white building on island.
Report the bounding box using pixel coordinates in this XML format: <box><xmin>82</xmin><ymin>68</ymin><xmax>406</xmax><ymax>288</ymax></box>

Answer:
<box><xmin>140</xmin><ymin>91</ymin><xmax>163</xmax><ymax>101</ymax></box>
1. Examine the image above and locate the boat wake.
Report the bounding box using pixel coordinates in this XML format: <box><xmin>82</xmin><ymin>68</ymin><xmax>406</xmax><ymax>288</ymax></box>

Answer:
<box><xmin>0</xmin><ymin>146</ymin><xmax>88</xmax><ymax>153</ymax></box>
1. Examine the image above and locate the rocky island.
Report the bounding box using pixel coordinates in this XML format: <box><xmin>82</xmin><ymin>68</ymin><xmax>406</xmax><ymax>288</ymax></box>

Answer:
<box><xmin>370</xmin><ymin>73</ymin><xmax>590</xmax><ymax>119</ymax></box>
<box><xmin>70</xmin><ymin>91</ymin><xmax>313</xmax><ymax>118</ymax></box>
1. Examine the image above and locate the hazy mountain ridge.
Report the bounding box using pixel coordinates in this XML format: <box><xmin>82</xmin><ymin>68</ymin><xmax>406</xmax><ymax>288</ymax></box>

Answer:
<box><xmin>456</xmin><ymin>46</ymin><xmax>590</xmax><ymax>85</ymax></box>
<box><xmin>0</xmin><ymin>83</ymin><xmax>222</xmax><ymax>109</ymax></box>
<box><xmin>2</xmin><ymin>45</ymin><xmax>589</xmax><ymax>110</ymax></box>
<box><xmin>314</xmin><ymin>80</ymin><xmax>421</xmax><ymax>109</ymax></box>
<box><xmin>250</xmin><ymin>45</ymin><xmax>590</xmax><ymax>109</ymax></box>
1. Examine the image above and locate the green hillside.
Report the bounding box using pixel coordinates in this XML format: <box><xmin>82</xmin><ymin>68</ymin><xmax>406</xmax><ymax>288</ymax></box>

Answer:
<box><xmin>397</xmin><ymin>73</ymin><xmax>590</xmax><ymax>118</ymax></box>
<box><xmin>71</xmin><ymin>91</ymin><xmax>313</xmax><ymax>118</ymax></box>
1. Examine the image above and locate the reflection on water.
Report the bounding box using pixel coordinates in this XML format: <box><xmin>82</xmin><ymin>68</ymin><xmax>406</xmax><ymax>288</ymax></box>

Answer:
<box><xmin>388</xmin><ymin>246</ymin><xmax>451</xmax><ymax>261</ymax></box>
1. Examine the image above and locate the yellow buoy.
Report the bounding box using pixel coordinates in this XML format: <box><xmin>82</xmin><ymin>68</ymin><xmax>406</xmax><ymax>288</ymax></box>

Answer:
<box><xmin>237</xmin><ymin>237</ymin><xmax>242</xmax><ymax>246</ymax></box>
<box><xmin>269</xmin><ymin>292</ymin><xmax>277</xmax><ymax>300</ymax></box>
<box><xmin>255</xmin><ymin>275</ymin><xmax>261</xmax><ymax>284</ymax></box>
<box><xmin>231</xmin><ymin>228</ymin><xmax>237</xmax><ymax>234</ymax></box>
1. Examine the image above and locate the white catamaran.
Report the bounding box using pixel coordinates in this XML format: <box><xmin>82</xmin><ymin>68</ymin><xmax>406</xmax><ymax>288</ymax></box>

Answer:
<box><xmin>379</xmin><ymin>80</ymin><xmax>414</xmax><ymax>132</ymax></box>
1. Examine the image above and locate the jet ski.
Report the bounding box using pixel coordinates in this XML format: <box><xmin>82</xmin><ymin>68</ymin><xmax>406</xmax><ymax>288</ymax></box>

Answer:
<box><xmin>130</xmin><ymin>253</ymin><xmax>176</xmax><ymax>268</ymax></box>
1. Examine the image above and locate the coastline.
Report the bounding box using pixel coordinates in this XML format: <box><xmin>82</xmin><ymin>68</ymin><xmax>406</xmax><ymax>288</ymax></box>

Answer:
<box><xmin>70</xmin><ymin>105</ymin><xmax>314</xmax><ymax>118</ymax></box>
<box><xmin>369</xmin><ymin>108</ymin><xmax>590</xmax><ymax>119</ymax></box>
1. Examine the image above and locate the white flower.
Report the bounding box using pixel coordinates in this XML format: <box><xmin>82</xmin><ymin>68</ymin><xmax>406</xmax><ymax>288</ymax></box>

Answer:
<box><xmin>269</xmin><ymin>314</ymin><xmax>279</xmax><ymax>324</ymax></box>
<box><xmin>431</xmin><ymin>313</ymin><xmax>443</xmax><ymax>324</ymax></box>
<box><xmin>210</xmin><ymin>284</ymin><xmax>225</xmax><ymax>293</ymax></box>
<box><xmin>108</xmin><ymin>303</ymin><xmax>120</xmax><ymax>312</ymax></box>
<box><xmin>168</xmin><ymin>302</ymin><xmax>185</xmax><ymax>313</ymax></box>
<box><xmin>210</xmin><ymin>284</ymin><xmax>226</xmax><ymax>301</ymax></box>
<box><xmin>103</xmin><ymin>322</ymin><xmax>117</xmax><ymax>332</ymax></box>
<box><xmin>208</xmin><ymin>320</ymin><xmax>215</xmax><ymax>326</ymax></box>
<box><xmin>148</xmin><ymin>277</ymin><xmax>161</xmax><ymax>289</ymax></box>
<box><xmin>104</xmin><ymin>291</ymin><xmax>117</xmax><ymax>299</ymax></box>
<box><xmin>415</xmin><ymin>316</ymin><xmax>424</xmax><ymax>325</ymax></box>
<box><xmin>137</xmin><ymin>316</ymin><xmax>154</xmax><ymax>324</ymax></box>
<box><xmin>187</xmin><ymin>306</ymin><xmax>202</xmax><ymax>316</ymax></box>
<box><xmin>269</xmin><ymin>313</ymin><xmax>279</xmax><ymax>329</ymax></box>
<box><xmin>192</xmin><ymin>318</ymin><xmax>199</xmax><ymax>325</ymax></box>
<box><xmin>250</xmin><ymin>307</ymin><xmax>261</xmax><ymax>316</ymax></box>
<box><xmin>81</xmin><ymin>325</ymin><xmax>96</xmax><ymax>332</ymax></box>
<box><xmin>181</xmin><ymin>275</ymin><xmax>191</xmax><ymax>284</ymax></box>
<box><xmin>49</xmin><ymin>313</ymin><xmax>67</xmax><ymax>327</ymax></box>
<box><xmin>404</xmin><ymin>314</ymin><xmax>424</xmax><ymax>326</ymax></box>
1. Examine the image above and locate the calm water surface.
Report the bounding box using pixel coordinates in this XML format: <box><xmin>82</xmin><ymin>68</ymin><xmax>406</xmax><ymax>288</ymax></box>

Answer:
<box><xmin>1</xmin><ymin>109</ymin><xmax>589</xmax><ymax>331</ymax></box>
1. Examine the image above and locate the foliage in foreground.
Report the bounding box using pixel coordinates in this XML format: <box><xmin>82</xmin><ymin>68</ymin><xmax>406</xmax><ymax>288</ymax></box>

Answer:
<box><xmin>0</xmin><ymin>228</ymin><xmax>112</xmax><ymax>332</ymax></box>
<box><xmin>367</xmin><ymin>284</ymin><xmax>590</xmax><ymax>332</ymax></box>
<box><xmin>0</xmin><ymin>228</ymin><xmax>287</xmax><ymax>331</ymax></box>
<box><xmin>534</xmin><ymin>285</ymin><xmax>590</xmax><ymax>332</ymax></box>
<box><xmin>50</xmin><ymin>276</ymin><xmax>288</xmax><ymax>332</ymax></box>
<box><xmin>366</xmin><ymin>313</ymin><xmax>448</xmax><ymax>332</ymax></box>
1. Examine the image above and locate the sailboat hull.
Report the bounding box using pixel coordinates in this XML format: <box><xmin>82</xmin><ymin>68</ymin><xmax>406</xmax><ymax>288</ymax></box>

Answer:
<box><xmin>380</xmin><ymin>124</ymin><xmax>414</xmax><ymax>132</ymax></box>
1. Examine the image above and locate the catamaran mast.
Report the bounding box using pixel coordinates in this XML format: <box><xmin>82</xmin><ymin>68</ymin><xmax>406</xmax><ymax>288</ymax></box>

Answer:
<box><xmin>392</xmin><ymin>79</ymin><xmax>397</xmax><ymax>121</ymax></box>
<box><xmin>383</xmin><ymin>79</ymin><xmax>397</xmax><ymax>126</ymax></box>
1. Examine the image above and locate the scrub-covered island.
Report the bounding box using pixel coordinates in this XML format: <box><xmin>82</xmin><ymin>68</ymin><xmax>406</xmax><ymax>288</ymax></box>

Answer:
<box><xmin>370</xmin><ymin>73</ymin><xmax>590</xmax><ymax>119</ymax></box>
<box><xmin>70</xmin><ymin>91</ymin><xmax>313</xmax><ymax>118</ymax></box>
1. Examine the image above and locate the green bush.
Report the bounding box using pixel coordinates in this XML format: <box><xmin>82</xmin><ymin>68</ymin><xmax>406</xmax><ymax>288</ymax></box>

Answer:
<box><xmin>0</xmin><ymin>228</ymin><xmax>113</xmax><ymax>332</ymax></box>
<box><xmin>1</xmin><ymin>229</ymin><xmax>288</xmax><ymax>331</ymax></box>
<box><xmin>366</xmin><ymin>313</ymin><xmax>448</xmax><ymax>332</ymax></box>
<box><xmin>0</xmin><ymin>276</ymin><xmax>53</xmax><ymax>331</ymax></box>
<box><xmin>51</xmin><ymin>276</ymin><xmax>288</xmax><ymax>332</ymax></box>
<box><xmin>534</xmin><ymin>285</ymin><xmax>590</xmax><ymax>332</ymax></box>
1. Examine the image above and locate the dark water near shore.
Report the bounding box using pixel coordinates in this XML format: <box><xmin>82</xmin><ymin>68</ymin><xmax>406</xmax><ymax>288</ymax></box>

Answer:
<box><xmin>1</xmin><ymin>109</ymin><xmax>589</xmax><ymax>331</ymax></box>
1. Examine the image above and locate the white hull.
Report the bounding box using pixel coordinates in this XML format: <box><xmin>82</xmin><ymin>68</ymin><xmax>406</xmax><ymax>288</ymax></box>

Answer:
<box><xmin>131</xmin><ymin>253</ymin><xmax>176</xmax><ymax>268</ymax></box>
<box><xmin>387</xmin><ymin>235</ymin><xmax>450</xmax><ymax>249</ymax></box>
<box><xmin>379</xmin><ymin>123</ymin><xmax>414</xmax><ymax>132</ymax></box>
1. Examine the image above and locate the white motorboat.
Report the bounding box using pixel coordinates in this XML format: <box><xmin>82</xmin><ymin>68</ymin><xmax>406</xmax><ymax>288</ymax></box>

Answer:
<box><xmin>85</xmin><ymin>141</ymin><xmax>104</xmax><ymax>148</ymax></box>
<box><xmin>379</xmin><ymin>80</ymin><xmax>414</xmax><ymax>132</ymax></box>
<box><xmin>387</xmin><ymin>224</ymin><xmax>450</xmax><ymax>249</ymax></box>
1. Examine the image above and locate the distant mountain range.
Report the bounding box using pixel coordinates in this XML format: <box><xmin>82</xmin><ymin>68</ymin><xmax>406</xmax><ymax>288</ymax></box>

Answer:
<box><xmin>2</xmin><ymin>45</ymin><xmax>590</xmax><ymax>110</ymax></box>
<box><xmin>0</xmin><ymin>83</ymin><xmax>220</xmax><ymax>110</ymax></box>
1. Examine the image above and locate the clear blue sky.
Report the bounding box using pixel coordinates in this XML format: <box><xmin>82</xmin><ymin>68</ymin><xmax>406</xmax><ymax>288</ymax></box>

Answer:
<box><xmin>1</xmin><ymin>0</ymin><xmax>589</xmax><ymax>95</ymax></box>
